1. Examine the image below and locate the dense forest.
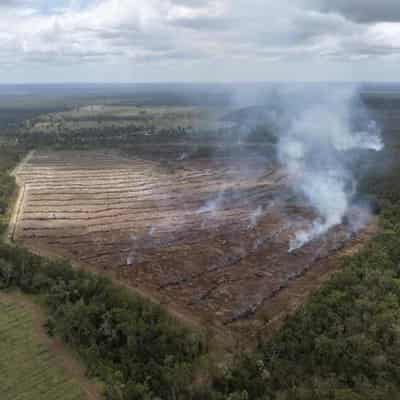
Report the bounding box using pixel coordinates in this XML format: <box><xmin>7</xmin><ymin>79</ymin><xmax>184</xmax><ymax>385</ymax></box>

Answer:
<box><xmin>0</xmin><ymin>243</ymin><xmax>204</xmax><ymax>399</ymax></box>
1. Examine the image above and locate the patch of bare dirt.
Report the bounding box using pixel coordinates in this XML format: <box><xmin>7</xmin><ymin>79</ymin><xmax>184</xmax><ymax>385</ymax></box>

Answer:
<box><xmin>11</xmin><ymin>149</ymin><xmax>377</xmax><ymax>341</ymax></box>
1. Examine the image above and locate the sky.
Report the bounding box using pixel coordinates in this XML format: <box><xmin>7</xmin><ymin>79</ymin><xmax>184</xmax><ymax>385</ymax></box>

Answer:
<box><xmin>1</xmin><ymin>0</ymin><xmax>399</xmax><ymax>83</ymax></box>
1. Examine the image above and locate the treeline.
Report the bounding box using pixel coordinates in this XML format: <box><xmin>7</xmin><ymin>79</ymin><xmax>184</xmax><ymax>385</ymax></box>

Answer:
<box><xmin>0</xmin><ymin>108</ymin><xmax>45</xmax><ymax>130</ymax></box>
<box><xmin>15</xmin><ymin>117</ymin><xmax>277</xmax><ymax>152</ymax></box>
<box><xmin>16</xmin><ymin>126</ymin><xmax>190</xmax><ymax>150</ymax></box>
<box><xmin>0</xmin><ymin>145</ymin><xmax>22</xmax><ymax>233</ymax></box>
<box><xmin>0</xmin><ymin>243</ymin><xmax>204</xmax><ymax>399</ymax></box>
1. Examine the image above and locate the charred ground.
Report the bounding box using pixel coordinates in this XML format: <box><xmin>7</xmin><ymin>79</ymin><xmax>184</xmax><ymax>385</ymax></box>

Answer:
<box><xmin>12</xmin><ymin>143</ymin><xmax>376</xmax><ymax>334</ymax></box>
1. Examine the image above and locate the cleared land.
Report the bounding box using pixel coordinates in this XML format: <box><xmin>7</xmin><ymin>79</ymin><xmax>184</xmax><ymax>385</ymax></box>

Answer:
<box><xmin>12</xmin><ymin>149</ymin><xmax>374</xmax><ymax>330</ymax></box>
<box><xmin>0</xmin><ymin>291</ymin><xmax>100</xmax><ymax>400</ymax></box>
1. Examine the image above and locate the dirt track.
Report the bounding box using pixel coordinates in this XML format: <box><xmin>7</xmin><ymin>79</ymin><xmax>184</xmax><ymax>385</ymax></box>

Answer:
<box><xmin>12</xmin><ymin>149</ymin><xmax>375</xmax><ymax>332</ymax></box>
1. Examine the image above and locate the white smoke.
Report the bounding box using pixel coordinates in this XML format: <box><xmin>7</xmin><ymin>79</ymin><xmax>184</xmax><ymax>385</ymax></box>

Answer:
<box><xmin>248</xmin><ymin>205</ymin><xmax>263</xmax><ymax>229</ymax></box>
<box><xmin>197</xmin><ymin>191</ymin><xmax>225</xmax><ymax>216</ymax></box>
<box><xmin>177</xmin><ymin>152</ymin><xmax>189</xmax><ymax>161</ymax></box>
<box><xmin>276</xmin><ymin>86</ymin><xmax>383</xmax><ymax>252</ymax></box>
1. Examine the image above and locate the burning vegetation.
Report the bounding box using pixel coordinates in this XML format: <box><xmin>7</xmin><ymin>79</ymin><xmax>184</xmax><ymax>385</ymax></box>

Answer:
<box><xmin>13</xmin><ymin>83</ymin><xmax>382</xmax><ymax>333</ymax></box>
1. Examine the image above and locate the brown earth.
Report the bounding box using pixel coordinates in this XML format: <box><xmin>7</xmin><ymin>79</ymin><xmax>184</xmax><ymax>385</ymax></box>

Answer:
<box><xmin>11</xmin><ymin>148</ymin><xmax>377</xmax><ymax>339</ymax></box>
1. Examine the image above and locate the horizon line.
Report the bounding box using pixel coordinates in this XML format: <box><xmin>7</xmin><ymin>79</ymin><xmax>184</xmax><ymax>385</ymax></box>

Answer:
<box><xmin>1</xmin><ymin>80</ymin><xmax>400</xmax><ymax>87</ymax></box>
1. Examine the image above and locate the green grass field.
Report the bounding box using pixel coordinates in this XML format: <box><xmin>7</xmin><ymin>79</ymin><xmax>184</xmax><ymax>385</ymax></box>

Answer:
<box><xmin>0</xmin><ymin>293</ymin><xmax>87</xmax><ymax>400</ymax></box>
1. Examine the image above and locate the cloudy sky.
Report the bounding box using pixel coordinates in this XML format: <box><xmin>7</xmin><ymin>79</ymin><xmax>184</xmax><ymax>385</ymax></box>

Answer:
<box><xmin>1</xmin><ymin>0</ymin><xmax>399</xmax><ymax>83</ymax></box>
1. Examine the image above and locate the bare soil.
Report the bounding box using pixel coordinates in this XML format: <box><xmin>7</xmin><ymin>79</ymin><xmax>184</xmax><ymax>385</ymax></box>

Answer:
<box><xmin>11</xmin><ymin>149</ymin><xmax>377</xmax><ymax>338</ymax></box>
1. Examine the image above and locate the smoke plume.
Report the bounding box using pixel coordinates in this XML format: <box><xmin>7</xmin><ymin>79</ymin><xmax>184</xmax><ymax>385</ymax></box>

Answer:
<box><xmin>274</xmin><ymin>85</ymin><xmax>383</xmax><ymax>251</ymax></box>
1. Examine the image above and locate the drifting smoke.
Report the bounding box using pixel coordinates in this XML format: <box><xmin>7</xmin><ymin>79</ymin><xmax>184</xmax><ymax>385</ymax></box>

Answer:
<box><xmin>275</xmin><ymin>85</ymin><xmax>383</xmax><ymax>252</ymax></box>
<box><xmin>177</xmin><ymin>152</ymin><xmax>189</xmax><ymax>161</ymax></box>
<box><xmin>197</xmin><ymin>191</ymin><xmax>225</xmax><ymax>216</ymax></box>
<box><xmin>248</xmin><ymin>205</ymin><xmax>264</xmax><ymax>229</ymax></box>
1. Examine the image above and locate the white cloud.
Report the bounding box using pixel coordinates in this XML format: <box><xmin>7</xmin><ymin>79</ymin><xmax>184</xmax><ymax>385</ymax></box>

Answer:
<box><xmin>1</xmin><ymin>0</ymin><xmax>400</xmax><ymax>81</ymax></box>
